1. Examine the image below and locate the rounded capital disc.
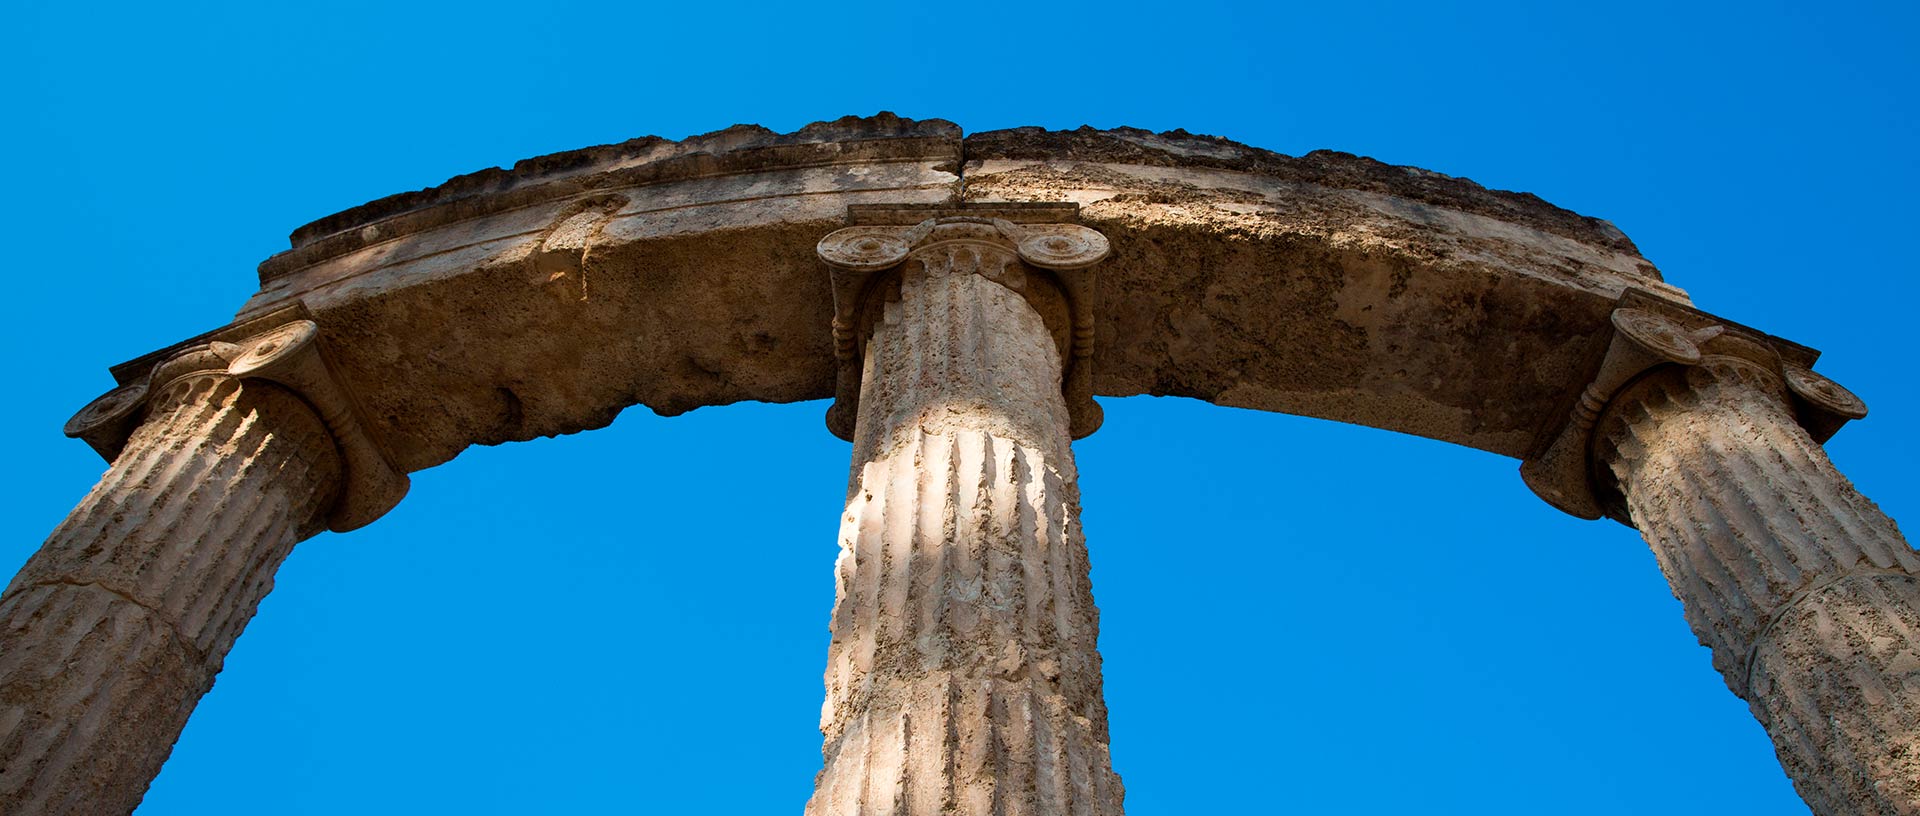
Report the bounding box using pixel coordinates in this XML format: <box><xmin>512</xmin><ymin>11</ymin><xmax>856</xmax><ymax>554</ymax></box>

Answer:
<box><xmin>1785</xmin><ymin>366</ymin><xmax>1868</xmax><ymax>419</ymax></box>
<box><xmin>228</xmin><ymin>320</ymin><xmax>320</xmax><ymax>377</ymax></box>
<box><xmin>1016</xmin><ymin>225</ymin><xmax>1110</xmax><ymax>270</ymax></box>
<box><xmin>1610</xmin><ymin>308</ymin><xmax>1702</xmax><ymax>365</ymax></box>
<box><xmin>818</xmin><ymin>227</ymin><xmax>911</xmax><ymax>271</ymax></box>
<box><xmin>64</xmin><ymin>380</ymin><xmax>149</xmax><ymax>438</ymax></box>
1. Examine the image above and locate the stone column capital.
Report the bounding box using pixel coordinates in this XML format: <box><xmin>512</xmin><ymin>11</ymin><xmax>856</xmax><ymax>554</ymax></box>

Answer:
<box><xmin>63</xmin><ymin>317</ymin><xmax>408</xmax><ymax>533</ymax></box>
<box><xmin>817</xmin><ymin>207</ymin><xmax>1109</xmax><ymax>442</ymax></box>
<box><xmin>1521</xmin><ymin>288</ymin><xmax>1867</xmax><ymax>522</ymax></box>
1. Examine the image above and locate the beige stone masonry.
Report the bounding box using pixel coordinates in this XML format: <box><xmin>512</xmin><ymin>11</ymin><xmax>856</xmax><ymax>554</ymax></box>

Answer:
<box><xmin>809</xmin><ymin>216</ymin><xmax>1122</xmax><ymax>815</ymax></box>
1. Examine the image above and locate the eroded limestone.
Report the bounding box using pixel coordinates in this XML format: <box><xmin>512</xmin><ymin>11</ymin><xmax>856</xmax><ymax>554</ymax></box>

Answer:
<box><xmin>15</xmin><ymin>115</ymin><xmax>1915</xmax><ymax>816</ymax></box>
<box><xmin>0</xmin><ymin>368</ymin><xmax>341</xmax><ymax>816</ymax></box>
<box><xmin>1601</xmin><ymin>359</ymin><xmax>1920</xmax><ymax>815</ymax></box>
<box><xmin>811</xmin><ymin>220</ymin><xmax>1121</xmax><ymax>815</ymax></box>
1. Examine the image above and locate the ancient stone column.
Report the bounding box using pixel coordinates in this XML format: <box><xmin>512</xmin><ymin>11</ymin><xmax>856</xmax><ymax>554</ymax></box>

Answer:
<box><xmin>1526</xmin><ymin>301</ymin><xmax>1920</xmax><ymax>816</ymax></box>
<box><xmin>808</xmin><ymin>214</ymin><xmax>1122</xmax><ymax>815</ymax></box>
<box><xmin>0</xmin><ymin>320</ymin><xmax>405</xmax><ymax>816</ymax></box>
<box><xmin>1598</xmin><ymin>356</ymin><xmax>1920</xmax><ymax>815</ymax></box>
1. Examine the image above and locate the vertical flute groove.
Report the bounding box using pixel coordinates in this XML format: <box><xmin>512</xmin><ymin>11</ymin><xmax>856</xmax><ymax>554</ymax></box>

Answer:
<box><xmin>1603</xmin><ymin>361</ymin><xmax>1920</xmax><ymax>815</ymax></box>
<box><xmin>0</xmin><ymin>373</ymin><xmax>341</xmax><ymax>816</ymax></box>
<box><xmin>810</xmin><ymin>247</ymin><xmax>1121</xmax><ymax>815</ymax></box>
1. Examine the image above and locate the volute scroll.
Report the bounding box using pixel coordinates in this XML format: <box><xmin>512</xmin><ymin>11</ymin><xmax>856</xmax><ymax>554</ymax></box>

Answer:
<box><xmin>64</xmin><ymin>380</ymin><xmax>152</xmax><ymax>461</ymax></box>
<box><xmin>816</xmin><ymin>226</ymin><xmax>916</xmax><ymax>271</ymax></box>
<box><xmin>1610</xmin><ymin>307</ymin><xmax>1705</xmax><ymax>366</ymax></box>
<box><xmin>1010</xmin><ymin>223</ymin><xmax>1111</xmax><ymax>270</ymax></box>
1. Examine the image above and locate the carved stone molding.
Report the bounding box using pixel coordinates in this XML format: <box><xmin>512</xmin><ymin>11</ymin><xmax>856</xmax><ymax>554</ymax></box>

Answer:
<box><xmin>1784</xmin><ymin>364</ymin><xmax>1869</xmax><ymax>441</ymax></box>
<box><xmin>224</xmin><ymin>321</ymin><xmax>409</xmax><ymax>531</ymax></box>
<box><xmin>63</xmin><ymin>317</ymin><xmax>408</xmax><ymax>533</ymax></box>
<box><xmin>1520</xmin><ymin>288</ymin><xmax>1861</xmax><ymax>522</ymax></box>
<box><xmin>817</xmin><ymin>206</ymin><xmax>1108</xmax><ymax>442</ymax></box>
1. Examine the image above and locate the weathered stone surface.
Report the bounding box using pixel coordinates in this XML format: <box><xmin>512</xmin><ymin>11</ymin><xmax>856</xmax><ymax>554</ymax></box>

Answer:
<box><xmin>33</xmin><ymin>114</ymin><xmax>1912</xmax><ymax>816</ymax></box>
<box><xmin>1601</xmin><ymin>358</ymin><xmax>1920</xmax><ymax>815</ymax></box>
<box><xmin>0</xmin><ymin>366</ymin><xmax>342</xmax><ymax>816</ymax></box>
<box><xmin>812</xmin><ymin>224</ymin><xmax>1120</xmax><ymax>814</ymax></box>
<box><xmin>180</xmin><ymin>114</ymin><xmax>1686</xmax><ymax>478</ymax></box>
<box><xmin>1519</xmin><ymin>292</ymin><xmax>1835</xmax><ymax>520</ymax></box>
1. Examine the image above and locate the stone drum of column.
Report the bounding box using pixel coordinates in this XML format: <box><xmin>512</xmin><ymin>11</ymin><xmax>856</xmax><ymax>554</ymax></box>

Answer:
<box><xmin>808</xmin><ymin>231</ymin><xmax>1123</xmax><ymax>815</ymax></box>
<box><xmin>1600</xmin><ymin>357</ymin><xmax>1920</xmax><ymax>816</ymax></box>
<box><xmin>0</xmin><ymin>347</ymin><xmax>343</xmax><ymax>816</ymax></box>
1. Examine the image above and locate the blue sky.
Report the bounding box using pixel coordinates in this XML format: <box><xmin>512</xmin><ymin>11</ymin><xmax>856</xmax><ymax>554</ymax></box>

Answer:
<box><xmin>3</xmin><ymin>1</ymin><xmax>1916</xmax><ymax>813</ymax></box>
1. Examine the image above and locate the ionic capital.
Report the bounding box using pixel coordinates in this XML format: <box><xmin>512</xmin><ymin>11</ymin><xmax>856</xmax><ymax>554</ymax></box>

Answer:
<box><xmin>64</xmin><ymin>315</ymin><xmax>408</xmax><ymax>532</ymax></box>
<box><xmin>1520</xmin><ymin>289</ymin><xmax>1866</xmax><ymax>522</ymax></box>
<box><xmin>816</xmin><ymin>206</ymin><xmax>1108</xmax><ymax>441</ymax></box>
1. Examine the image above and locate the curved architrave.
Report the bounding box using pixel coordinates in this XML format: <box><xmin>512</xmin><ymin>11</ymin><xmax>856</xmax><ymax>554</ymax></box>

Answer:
<box><xmin>94</xmin><ymin>116</ymin><xmax>1721</xmax><ymax>483</ymax></box>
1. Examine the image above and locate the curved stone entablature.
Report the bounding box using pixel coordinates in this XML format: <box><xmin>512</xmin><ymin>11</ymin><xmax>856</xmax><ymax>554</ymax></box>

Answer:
<box><xmin>93</xmin><ymin>114</ymin><xmax>1817</xmax><ymax>479</ymax></box>
<box><xmin>25</xmin><ymin>114</ymin><xmax>1911</xmax><ymax>816</ymax></box>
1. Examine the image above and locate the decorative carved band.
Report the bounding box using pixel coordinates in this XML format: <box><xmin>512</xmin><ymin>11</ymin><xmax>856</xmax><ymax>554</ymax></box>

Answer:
<box><xmin>817</xmin><ymin>212</ymin><xmax>1109</xmax><ymax>442</ymax></box>
<box><xmin>63</xmin><ymin>319</ymin><xmax>408</xmax><ymax>533</ymax></box>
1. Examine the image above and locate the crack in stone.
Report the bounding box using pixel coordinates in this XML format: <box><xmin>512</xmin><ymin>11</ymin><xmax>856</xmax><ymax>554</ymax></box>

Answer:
<box><xmin>19</xmin><ymin>578</ymin><xmax>211</xmax><ymax>667</ymax></box>
<box><xmin>1742</xmin><ymin>567</ymin><xmax>1920</xmax><ymax>697</ymax></box>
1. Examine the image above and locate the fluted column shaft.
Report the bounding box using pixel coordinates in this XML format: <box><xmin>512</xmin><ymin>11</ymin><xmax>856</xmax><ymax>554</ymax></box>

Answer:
<box><xmin>807</xmin><ymin>243</ymin><xmax>1122</xmax><ymax>815</ymax></box>
<box><xmin>1601</xmin><ymin>358</ymin><xmax>1920</xmax><ymax>815</ymax></box>
<box><xmin>0</xmin><ymin>357</ymin><xmax>343</xmax><ymax>816</ymax></box>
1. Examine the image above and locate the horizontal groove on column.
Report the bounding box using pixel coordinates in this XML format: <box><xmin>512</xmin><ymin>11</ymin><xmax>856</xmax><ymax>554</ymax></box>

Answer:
<box><xmin>1604</xmin><ymin>366</ymin><xmax>1920</xmax><ymax>689</ymax></box>
<box><xmin>12</xmin><ymin>375</ymin><xmax>338</xmax><ymax>663</ymax></box>
<box><xmin>0</xmin><ymin>583</ymin><xmax>211</xmax><ymax>816</ymax></box>
<box><xmin>1606</xmin><ymin>363</ymin><xmax>1920</xmax><ymax>816</ymax></box>
<box><xmin>1</xmin><ymin>371</ymin><xmax>342</xmax><ymax>816</ymax></box>
<box><xmin>1749</xmin><ymin>572</ymin><xmax>1920</xmax><ymax>815</ymax></box>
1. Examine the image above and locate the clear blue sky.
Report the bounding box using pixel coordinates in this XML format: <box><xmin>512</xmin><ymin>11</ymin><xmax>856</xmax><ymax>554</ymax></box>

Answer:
<box><xmin>3</xmin><ymin>2</ymin><xmax>1916</xmax><ymax>813</ymax></box>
